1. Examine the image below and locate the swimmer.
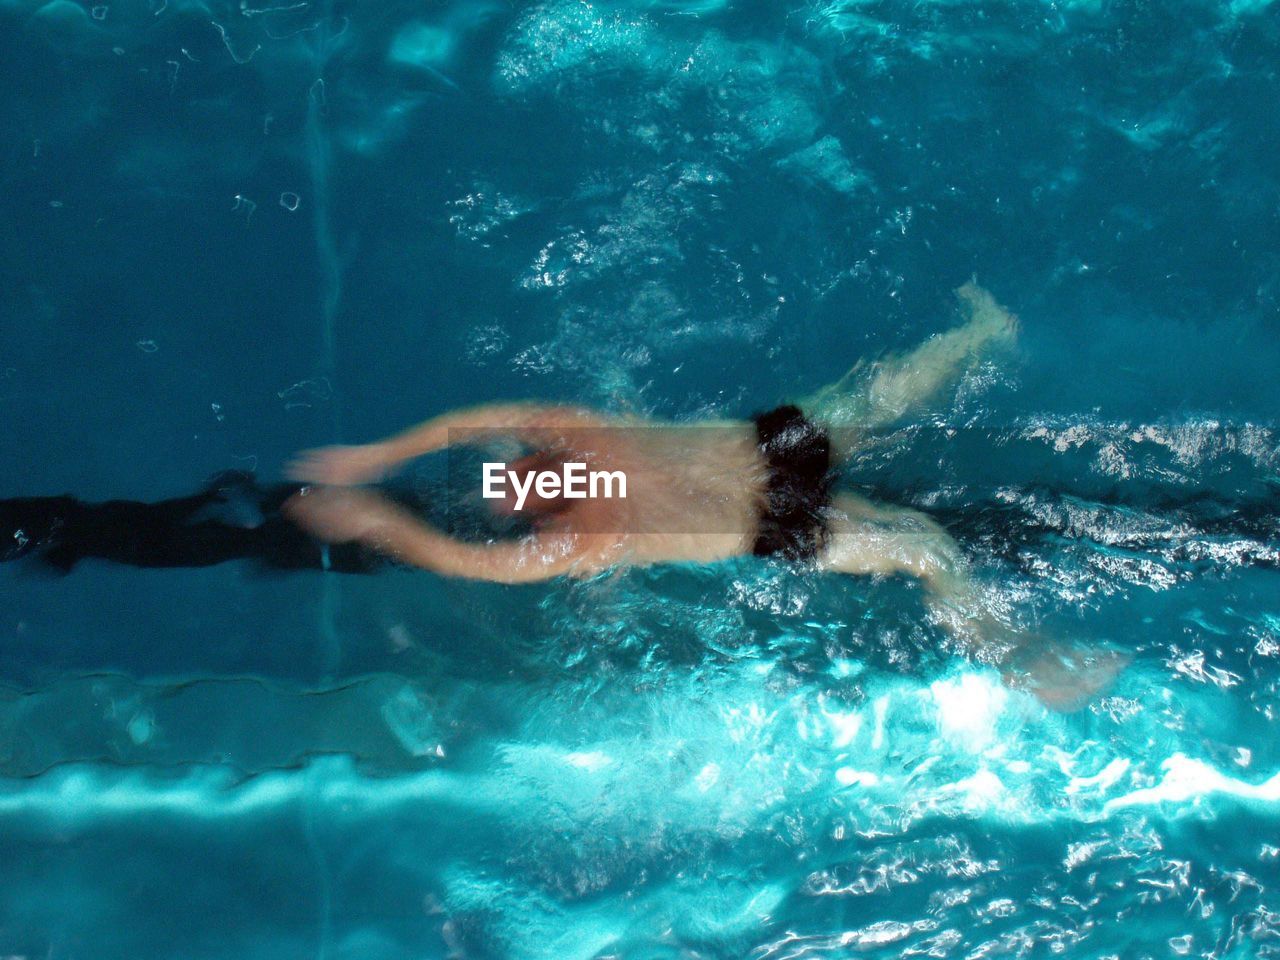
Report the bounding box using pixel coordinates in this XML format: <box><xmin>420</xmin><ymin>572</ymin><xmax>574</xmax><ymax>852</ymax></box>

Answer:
<box><xmin>285</xmin><ymin>281</ymin><xmax>1021</xmax><ymax>579</ymax></box>
<box><xmin>0</xmin><ymin>282</ymin><xmax>1122</xmax><ymax>707</ymax></box>
<box><xmin>283</xmin><ymin>281</ymin><xmax>1122</xmax><ymax>708</ymax></box>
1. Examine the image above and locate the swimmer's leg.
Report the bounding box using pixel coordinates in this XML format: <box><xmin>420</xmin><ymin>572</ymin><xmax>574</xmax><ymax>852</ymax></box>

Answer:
<box><xmin>820</xmin><ymin>493</ymin><xmax>991</xmax><ymax>645</ymax></box>
<box><xmin>804</xmin><ymin>281</ymin><xmax>1018</xmax><ymax>454</ymax></box>
<box><xmin>858</xmin><ymin>281</ymin><xmax>1018</xmax><ymax>426</ymax></box>
<box><xmin>821</xmin><ymin>493</ymin><xmax>1124</xmax><ymax>710</ymax></box>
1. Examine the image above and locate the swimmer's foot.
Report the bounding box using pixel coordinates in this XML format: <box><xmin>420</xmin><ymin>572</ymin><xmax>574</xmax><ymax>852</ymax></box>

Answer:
<box><xmin>1003</xmin><ymin>641</ymin><xmax>1129</xmax><ymax>712</ymax></box>
<box><xmin>954</xmin><ymin>279</ymin><xmax>1020</xmax><ymax>354</ymax></box>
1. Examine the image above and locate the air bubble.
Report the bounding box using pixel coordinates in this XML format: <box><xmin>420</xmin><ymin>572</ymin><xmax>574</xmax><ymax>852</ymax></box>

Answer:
<box><xmin>127</xmin><ymin>712</ymin><xmax>155</xmax><ymax>745</ymax></box>
<box><xmin>232</xmin><ymin>193</ymin><xmax>257</xmax><ymax>221</ymax></box>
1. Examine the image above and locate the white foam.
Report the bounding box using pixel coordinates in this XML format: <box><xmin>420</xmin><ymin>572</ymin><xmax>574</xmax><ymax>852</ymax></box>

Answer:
<box><xmin>1105</xmin><ymin>754</ymin><xmax>1280</xmax><ymax>813</ymax></box>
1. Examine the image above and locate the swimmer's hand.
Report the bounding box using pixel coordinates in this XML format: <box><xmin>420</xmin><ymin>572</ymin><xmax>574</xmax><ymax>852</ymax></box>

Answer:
<box><xmin>283</xmin><ymin>486</ymin><xmax>394</xmax><ymax>543</ymax></box>
<box><xmin>286</xmin><ymin>444</ymin><xmax>391</xmax><ymax>486</ymax></box>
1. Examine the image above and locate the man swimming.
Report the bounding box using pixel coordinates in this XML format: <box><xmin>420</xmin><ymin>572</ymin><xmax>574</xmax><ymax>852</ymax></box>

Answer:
<box><xmin>281</xmin><ymin>282</ymin><xmax>1121</xmax><ymax>706</ymax></box>
<box><xmin>0</xmin><ymin>282</ymin><xmax>1122</xmax><ymax>706</ymax></box>
<box><xmin>286</xmin><ymin>284</ymin><xmax>1015</xmax><ymax>592</ymax></box>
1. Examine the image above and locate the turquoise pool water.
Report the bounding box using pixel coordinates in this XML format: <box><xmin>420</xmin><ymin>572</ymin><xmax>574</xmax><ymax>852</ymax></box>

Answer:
<box><xmin>2</xmin><ymin>0</ymin><xmax>1280</xmax><ymax>956</ymax></box>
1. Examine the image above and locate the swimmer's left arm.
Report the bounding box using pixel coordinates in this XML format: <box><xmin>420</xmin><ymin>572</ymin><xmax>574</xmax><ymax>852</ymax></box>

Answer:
<box><xmin>284</xmin><ymin>487</ymin><xmax>582</xmax><ymax>584</ymax></box>
<box><xmin>287</xmin><ymin>403</ymin><xmax>614</xmax><ymax>486</ymax></box>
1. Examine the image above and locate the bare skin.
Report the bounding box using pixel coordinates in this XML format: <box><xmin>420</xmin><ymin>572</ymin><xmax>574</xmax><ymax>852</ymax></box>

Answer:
<box><xmin>286</xmin><ymin>408</ymin><xmax>767</xmax><ymax>581</ymax></box>
<box><xmin>285</xmin><ymin>282</ymin><xmax>1124</xmax><ymax>708</ymax></box>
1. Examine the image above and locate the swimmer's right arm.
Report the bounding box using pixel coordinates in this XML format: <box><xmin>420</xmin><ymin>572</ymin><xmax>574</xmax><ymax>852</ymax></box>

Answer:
<box><xmin>286</xmin><ymin>403</ymin><xmax>610</xmax><ymax>485</ymax></box>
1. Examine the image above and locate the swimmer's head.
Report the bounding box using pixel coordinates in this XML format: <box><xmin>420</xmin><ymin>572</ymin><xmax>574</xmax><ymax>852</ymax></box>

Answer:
<box><xmin>488</xmin><ymin>449</ymin><xmax>575</xmax><ymax>519</ymax></box>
